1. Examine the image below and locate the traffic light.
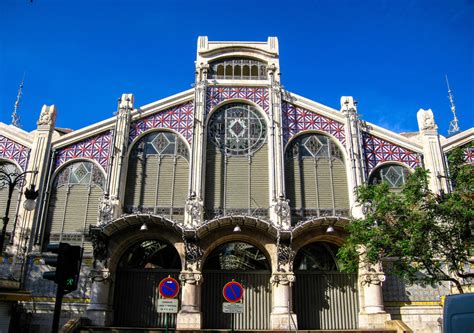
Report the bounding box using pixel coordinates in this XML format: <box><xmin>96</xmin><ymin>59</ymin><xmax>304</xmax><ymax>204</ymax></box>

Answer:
<box><xmin>43</xmin><ymin>242</ymin><xmax>83</xmax><ymax>294</ymax></box>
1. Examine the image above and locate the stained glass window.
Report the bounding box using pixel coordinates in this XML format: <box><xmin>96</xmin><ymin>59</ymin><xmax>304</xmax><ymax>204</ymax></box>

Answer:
<box><xmin>285</xmin><ymin>133</ymin><xmax>343</xmax><ymax>160</ymax></box>
<box><xmin>208</xmin><ymin>103</ymin><xmax>267</xmax><ymax>156</ymax></box>
<box><xmin>369</xmin><ymin>164</ymin><xmax>410</xmax><ymax>189</ymax></box>
<box><xmin>132</xmin><ymin>131</ymin><xmax>189</xmax><ymax>160</ymax></box>
<box><xmin>55</xmin><ymin>161</ymin><xmax>105</xmax><ymax>188</ymax></box>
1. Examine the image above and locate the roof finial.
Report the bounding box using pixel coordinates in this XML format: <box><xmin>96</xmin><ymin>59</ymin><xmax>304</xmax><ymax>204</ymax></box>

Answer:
<box><xmin>11</xmin><ymin>73</ymin><xmax>25</xmax><ymax>128</ymax></box>
<box><xmin>446</xmin><ymin>74</ymin><xmax>460</xmax><ymax>136</ymax></box>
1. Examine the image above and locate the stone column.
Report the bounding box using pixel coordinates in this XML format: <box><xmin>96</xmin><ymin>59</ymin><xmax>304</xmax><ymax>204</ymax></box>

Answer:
<box><xmin>416</xmin><ymin>108</ymin><xmax>449</xmax><ymax>194</ymax></box>
<box><xmin>87</xmin><ymin>262</ymin><xmax>113</xmax><ymax>326</ymax></box>
<box><xmin>184</xmin><ymin>63</ymin><xmax>207</xmax><ymax>227</ymax></box>
<box><xmin>177</xmin><ymin>271</ymin><xmax>203</xmax><ymax>329</ymax></box>
<box><xmin>177</xmin><ymin>239</ymin><xmax>203</xmax><ymax>329</ymax></box>
<box><xmin>108</xmin><ymin>94</ymin><xmax>133</xmax><ymax>219</ymax></box>
<box><xmin>270</xmin><ymin>242</ymin><xmax>297</xmax><ymax>330</ymax></box>
<box><xmin>358</xmin><ymin>261</ymin><xmax>391</xmax><ymax>328</ymax></box>
<box><xmin>270</xmin><ymin>272</ymin><xmax>297</xmax><ymax>330</ymax></box>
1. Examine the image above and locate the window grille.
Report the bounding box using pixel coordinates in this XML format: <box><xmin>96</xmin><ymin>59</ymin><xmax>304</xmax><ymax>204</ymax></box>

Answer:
<box><xmin>369</xmin><ymin>164</ymin><xmax>409</xmax><ymax>189</ymax></box>
<box><xmin>209</xmin><ymin>58</ymin><xmax>267</xmax><ymax>80</ymax></box>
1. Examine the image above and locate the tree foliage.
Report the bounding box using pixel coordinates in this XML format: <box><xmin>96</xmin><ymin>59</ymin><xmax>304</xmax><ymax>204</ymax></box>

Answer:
<box><xmin>338</xmin><ymin>146</ymin><xmax>474</xmax><ymax>293</ymax></box>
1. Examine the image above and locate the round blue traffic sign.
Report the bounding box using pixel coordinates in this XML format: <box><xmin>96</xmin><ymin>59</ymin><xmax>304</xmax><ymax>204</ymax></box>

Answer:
<box><xmin>223</xmin><ymin>280</ymin><xmax>244</xmax><ymax>303</ymax></box>
<box><xmin>158</xmin><ymin>277</ymin><xmax>180</xmax><ymax>299</ymax></box>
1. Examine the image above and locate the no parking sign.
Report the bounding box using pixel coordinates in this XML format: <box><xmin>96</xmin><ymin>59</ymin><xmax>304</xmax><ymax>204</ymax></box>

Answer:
<box><xmin>158</xmin><ymin>276</ymin><xmax>180</xmax><ymax>299</ymax></box>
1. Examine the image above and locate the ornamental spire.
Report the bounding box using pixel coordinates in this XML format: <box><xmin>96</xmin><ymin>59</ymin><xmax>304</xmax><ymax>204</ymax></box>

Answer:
<box><xmin>11</xmin><ymin>74</ymin><xmax>25</xmax><ymax>128</ymax></box>
<box><xmin>446</xmin><ymin>75</ymin><xmax>460</xmax><ymax>136</ymax></box>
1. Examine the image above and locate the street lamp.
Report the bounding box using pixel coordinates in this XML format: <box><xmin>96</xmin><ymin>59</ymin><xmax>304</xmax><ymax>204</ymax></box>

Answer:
<box><xmin>0</xmin><ymin>168</ymin><xmax>39</xmax><ymax>252</ymax></box>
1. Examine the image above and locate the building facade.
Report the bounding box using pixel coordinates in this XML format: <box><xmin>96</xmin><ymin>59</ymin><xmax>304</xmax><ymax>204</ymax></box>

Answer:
<box><xmin>0</xmin><ymin>37</ymin><xmax>473</xmax><ymax>333</ymax></box>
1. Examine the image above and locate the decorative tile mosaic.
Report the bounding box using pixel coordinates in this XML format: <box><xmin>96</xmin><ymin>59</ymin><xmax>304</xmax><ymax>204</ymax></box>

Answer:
<box><xmin>281</xmin><ymin>102</ymin><xmax>346</xmax><ymax>145</ymax></box>
<box><xmin>129</xmin><ymin>101</ymin><xmax>194</xmax><ymax>143</ymax></box>
<box><xmin>0</xmin><ymin>135</ymin><xmax>30</xmax><ymax>170</ymax></box>
<box><xmin>206</xmin><ymin>86</ymin><xmax>269</xmax><ymax>115</ymax></box>
<box><xmin>363</xmin><ymin>133</ymin><xmax>421</xmax><ymax>174</ymax></box>
<box><xmin>464</xmin><ymin>146</ymin><xmax>474</xmax><ymax>164</ymax></box>
<box><xmin>383</xmin><ymin>274</ymin><xmax>449</xmax><ymax>302</ymax></box>
<box><xmin>55</xmin><ymin>132</ymin><xmax>112</xmax><ymax>170</ymax></box>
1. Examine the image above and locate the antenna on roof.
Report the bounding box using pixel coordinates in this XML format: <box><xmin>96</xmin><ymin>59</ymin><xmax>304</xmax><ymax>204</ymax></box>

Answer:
<box><xmin>11</xmin><ymin>73</ymin><xmax>25</xmax><ymax>128</ymax></box>
<box><xmin>446</xmin><ymin>75</ymin><xmax>460</xmax><ymax>136</ymax></box>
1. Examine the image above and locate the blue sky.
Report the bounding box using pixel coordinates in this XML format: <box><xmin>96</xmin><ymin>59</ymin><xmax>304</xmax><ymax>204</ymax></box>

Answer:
<box><xmin>1</xmin><ymin>0</ymin><xmax>472</xmax><ymax>137</ymax></box>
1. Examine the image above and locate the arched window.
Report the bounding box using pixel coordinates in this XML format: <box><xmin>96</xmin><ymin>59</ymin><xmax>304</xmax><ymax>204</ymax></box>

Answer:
<box><xmin>369</xmin><ymin>164</ymin><xmax>410</xmax><ymax>189</ymax></box>
<box><xmin>205</xmin><ymin>103</ymin><xmax>269</xmax><ymax>218</ymax></box>
<box><xmin>0</xmin><ymin>161</ymin><xmax>22</xmax><ymax>245</ymax></box>
<box><xmin>203</xmin><ymin>241</ymin><xmax>270</xmax><ymax>271</ymax></box>
<box><xmin>294</xmin><ymin>242</ymin><xmax>340</xmax><ymax>271</ymax></box>
<box><xmin>124</xmin><ymin>131</ymin><xmax>189</xmax><ymax>221</ymax></box>
<box><xmin>285</xmin><ymin>133</ymin><xmax>349</xmax><ymax>224</ymax></box>
<box><xmin>209</xmin><ymin>58</ymin><xmax>267</xmax><ymax>80</ymax></box>
<box><xmin>45</xmin><ymin>161</ymin><xmax>105</xmax><ymax>251</ymax></box>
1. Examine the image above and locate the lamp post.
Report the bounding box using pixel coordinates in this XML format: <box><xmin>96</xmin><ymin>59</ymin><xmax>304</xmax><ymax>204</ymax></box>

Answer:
<box><xmin>0</xmin><ymin>168</ymin><xmax>39</xmax><ymax>252</ymax></box>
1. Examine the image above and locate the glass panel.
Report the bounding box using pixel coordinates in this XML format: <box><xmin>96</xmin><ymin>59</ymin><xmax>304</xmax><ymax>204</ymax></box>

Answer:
<box><xmin>286</xmin><ymin>133</ymin><xmax>343</xmax><ymax>161</ymax></box>
<box><xmin>55</xmin><ymin>161</ymin><xmax>104</xmax><ymax>188</ymax></box>
<box><xmin>118</xmin><ymin>240</ymin><xmax>181</xmax><ymax>269</ymax></box>
<box><xmin>370</xmin><ymin>164</ymin><xmax>410</xmax><ymax>188</ymax></box>
<box><xmin>294</xmin><ymin>242</ymin><xmax>340</xmax><ymax>271</ymax></box>
<box><xmin>131</xmin><ymin>132</ymin><xmax>188</xmax><ymax>161</ymax></box>
<box><xmin>208</xmin><ymin>103</ymin><xmax>267</xmax><ymax>156</ymax></box>
<box><xmin>203</xmin><ymin>242</ymin><xmax>270</xmax><ymax>270</ymax></box>
<box><xmin>209</xmin><ymin>58</ymin><xmax>267</xmax><ymax>80</ymax></box>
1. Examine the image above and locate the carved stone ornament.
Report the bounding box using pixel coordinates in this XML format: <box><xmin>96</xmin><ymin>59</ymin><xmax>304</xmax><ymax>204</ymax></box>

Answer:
<box><xmin>360</xmin><ymin>262</ymin><xmax>386</xmax><ymax>286</ymax></box>
<box><xmin>270</xmin><ymin>272</ymin><xmax>296</xmax><ymax>286</ymax></box>
<box><xmin>179</xmin><ymin>271</ymin><xmax>203</xmax><ymax>285</ymax></box>
<box><xmin>98</xmin><ymin>196</ymin><xmax>114</xmax><ymax>224</ymax></box>
<box><xmin>89</xmin><ymin>226</ymin><xmax>108</xmax><ymax>268</ymax></box>
<box><xmin>183</xmin><ymin>237</ymin><xmax>204</xmax><ymax>271</ymax></box>
<box><xmin>417</xmin><ymin>108</ymin><xmax>438</xmax><ymax>131</ymax></box>
<box><xmin>37</xmin><ymin>105</ymin><xmax>55</xmax><ymax>126</ymax></box>
<box><xmin>274</xmin><ymin>198</ymin><xmax>290</xmax><ymax>220</ymax></box>
<box><xmin>185</xmin><ymin>195</ymin><xmax>204</xmax><ymax>225</ymax></box>
<box><xmin>89</xmin><ymin>269</ymin><xmax>111</xmax><ymax>283</ymax></box>
<box><xmin>277</xmin><ymin>242</ymin><xmax>295</xmax><ymax>272</ymax></box>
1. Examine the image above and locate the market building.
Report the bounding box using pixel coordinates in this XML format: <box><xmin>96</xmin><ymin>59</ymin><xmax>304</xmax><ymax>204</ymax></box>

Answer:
<box><xmin>0</xmin><ymin>37</ymin><xmax>473</xmax><ymax>332</ymax></box>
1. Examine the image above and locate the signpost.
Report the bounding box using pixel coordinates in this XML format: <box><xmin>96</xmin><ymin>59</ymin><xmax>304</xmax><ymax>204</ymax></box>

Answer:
<box><xmin>157</xmin><ymin>276</ymin><xmax>180</xmax><ymax>333</ymax></box>
<box><xmin>222</xmin><ymin>280</ymin><xmax>244</xmax><ymax>333</ymax></box>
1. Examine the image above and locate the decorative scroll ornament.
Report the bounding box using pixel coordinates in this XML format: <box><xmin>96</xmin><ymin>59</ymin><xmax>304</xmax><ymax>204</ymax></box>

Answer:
<box><xmin>185</xmin><ymin>194</ymin><xmax>204</xmax><ymax>224</ymax></box>
<box><xmin>274</xmin><ymin>196</ymin><xmax>290</xmax><ymax>221</ymax></box>
<box><xmin>89</xmin><ymin>226</ymin><xmax>108</xmax><ymax>268</ymax></box>
<box><xmin>179</xmin><ymin>271</ymin><xmax>203</xmax><ymax>285</ymax></box>
<box><xmin>183</xmin><ymin>236</ymin><xmax>204</xmax><ymax>271</ymax></box>
<box><xmin>98</xmin><ymin>196</ymin><xmax>114</xmax><ymax>224</ymax></box>
<box><xmin>89</xmin><ymin>268</ymin><xmax>111</xmax><ymax>283</ymax></box>
<box><xmin>270</xmin><ymin>272</ymin><xmax>296</xmax><ymax>286</ymax></box>
<box><xmin>277</xmin><ymin>242</ymin><xmax>295</xmax><ymax>272</ymax></box>
<box><xmin>360</xmin><ymin>262</ymin><xmax>386</xmax><ymax>286</ymax></box>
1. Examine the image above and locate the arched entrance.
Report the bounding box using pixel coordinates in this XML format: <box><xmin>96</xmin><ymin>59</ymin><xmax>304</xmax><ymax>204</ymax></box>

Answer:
<box><xmin>113</xmin><ymin>240</ymin><xmax>181</xmax><ymax>328</ymax></box>
<box><xmin>293</xmin><ymin>241</ymin><xmax>359</xmax><ymax>329</ymax></box>
<box><xmin>202</xmin><ymin>241</ymin><xmax>272</xmax><ymax>330</ymax></box>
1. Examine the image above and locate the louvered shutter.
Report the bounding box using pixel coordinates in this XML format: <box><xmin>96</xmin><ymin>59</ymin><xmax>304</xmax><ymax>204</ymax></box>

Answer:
<box><xmin>250</xmin><ymin>144</ymin><xmax>269</xmax><ymax>209</ymax></box>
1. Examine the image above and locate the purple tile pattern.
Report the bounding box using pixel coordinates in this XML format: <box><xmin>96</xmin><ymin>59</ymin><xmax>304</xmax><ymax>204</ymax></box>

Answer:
<box><xmin>206</xmin><ymin>86</ymin><xmax>269</xmax><ymax>115</ymax></box>
<box><xmin>281</xmin><ymin>102</ymin><xmax>346</xmax><ymax>145</ymax></box>
<box><xmin>0</xmin><ymin>135</ymin><xmax>30</xmax><ymax>170</ymax></box>
<box><xmin>55</xmin><ymin>132</ymin><xmax>112</xmax><ymax>170</ymax></box>
<box><xmin>363</xmin><ymin>133</ymin><xmax>421</xmax><ymax>173</ymax></box>
<box><xmin>129</xmin><ymin>101</ymin><xmax>194</xmax><ymax>143</ymax></box>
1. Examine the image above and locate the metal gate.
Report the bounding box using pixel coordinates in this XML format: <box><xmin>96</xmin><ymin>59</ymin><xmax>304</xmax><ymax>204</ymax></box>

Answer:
<box><xmin>293</xmin><ymin>272</ymin><xmax>359</xmax><ymax>329</ymax></box>
<box><xmin>202</xmin><ymin>270</ymin><xmax>272</xmax><ymax>330</ymax></box>
<box><xmin>114</xmin><ymin>269</ymin><xmax>180</xmax><ymax>328</ymax></box>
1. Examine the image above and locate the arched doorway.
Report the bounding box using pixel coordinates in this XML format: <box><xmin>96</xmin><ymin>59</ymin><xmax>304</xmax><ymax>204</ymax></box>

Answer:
<box><xmin>293</xmin><ymin>241</ymin><xmax>359</xmax><ymax>329</ymax></box>
<box><xmin>114</xmin><ymin>239</ymin><xmax>181</xmax><ymax>328</ymax></box>
<box><xmin>202</xmin><ymin>241</ymin><xmax>271</xmax><ymax>330</ymax></box>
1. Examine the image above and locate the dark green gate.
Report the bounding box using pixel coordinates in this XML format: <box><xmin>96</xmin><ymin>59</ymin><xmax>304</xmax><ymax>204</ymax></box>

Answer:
<box><xmin>202</xmin><ymin>270</ymin><xmax>272</xmax><ymax>330</ymax></box>
<box><xmin>114</xmin><ymin>269</ymin><xmax>180</xmax><ymax>328</ymax></box>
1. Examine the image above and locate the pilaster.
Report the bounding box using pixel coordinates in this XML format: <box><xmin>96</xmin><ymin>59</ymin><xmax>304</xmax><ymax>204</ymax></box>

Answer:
<box><xmin>184</xmin><ymin>63</ymin><xmax>208</xmax><ymax>227</ymax></box>
<box><xmin>106</xmin><ymin>94</ymin><xmax>133</xmax><ymax>220</ymax></box>
<box><xmin>416</xmin><ymin>108</ymin><xmax>449</xmax><ymax>194</ymax></box>
<box><xmin>20</xmin><ymin>105</ymin><xmax>57</xmax><ymax>255</ymax></box>
<box><xmin>341</xmin><ymin>96</ymin><xmax>365</xmax><ymax>218</ymax></box>
<box><xmin>268</xmin><ymin>65</ymin><xmax>291</xmax><ymax>229</ymax></box>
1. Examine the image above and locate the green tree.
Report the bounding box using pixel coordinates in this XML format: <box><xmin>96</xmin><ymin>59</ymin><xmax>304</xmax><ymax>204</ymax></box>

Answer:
<box><xmin>338</xmin><ymin>146</ymin><xmax>474</xmax><ymax>294</ymax></box>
